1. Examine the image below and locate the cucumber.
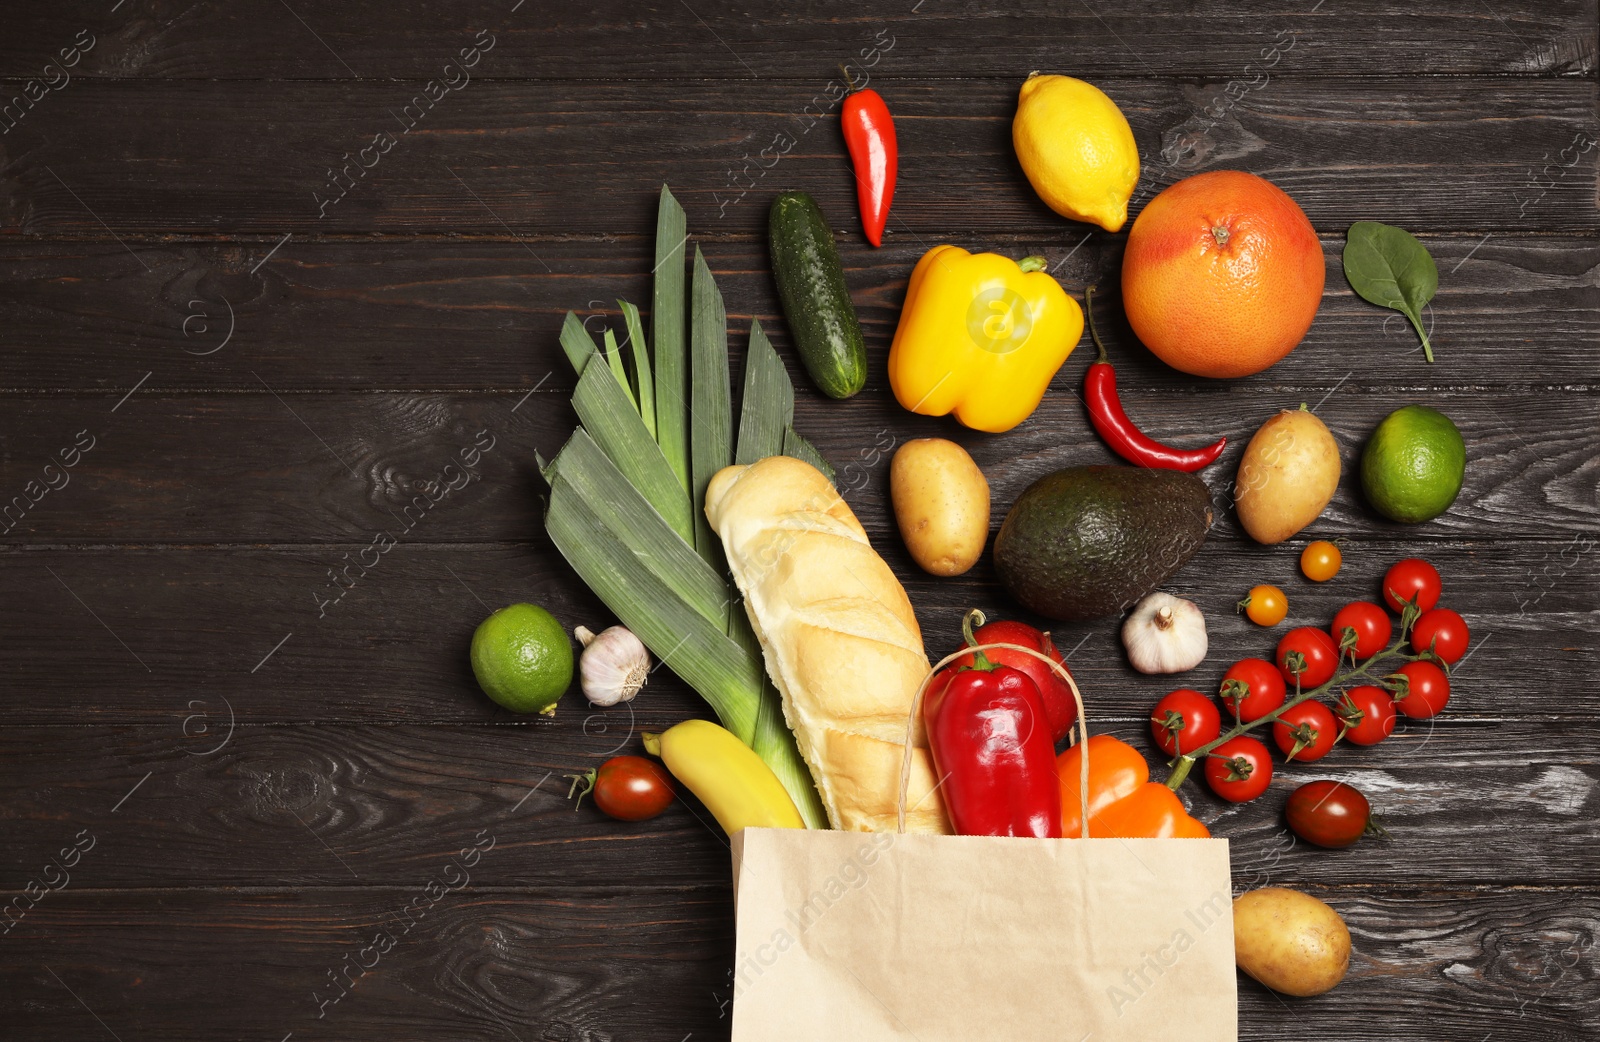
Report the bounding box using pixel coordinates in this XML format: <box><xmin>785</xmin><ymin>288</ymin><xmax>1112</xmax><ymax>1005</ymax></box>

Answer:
<box><xmin>768</xmin><ymin>191</ymin><xmax>868</xmax><ymax>399</ymax></box>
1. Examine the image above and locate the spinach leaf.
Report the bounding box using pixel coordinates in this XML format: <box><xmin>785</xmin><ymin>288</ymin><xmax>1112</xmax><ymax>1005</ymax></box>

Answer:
<box><xmin>1342</xmin><ymin>221</ymin><xmax>1439</xmax><ymax>363</ymax></box>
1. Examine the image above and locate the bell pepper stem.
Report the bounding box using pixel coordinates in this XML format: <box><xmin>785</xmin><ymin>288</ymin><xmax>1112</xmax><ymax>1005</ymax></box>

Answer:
<box><xmin>960</xmin><ymin>608</ymin><xmax>994</xmax><ymax>671</ymax></box>
<box><xmin>1017</xmin><ymin>255</ymin><xmax>1048</xmax><ymax>274</ymax></box>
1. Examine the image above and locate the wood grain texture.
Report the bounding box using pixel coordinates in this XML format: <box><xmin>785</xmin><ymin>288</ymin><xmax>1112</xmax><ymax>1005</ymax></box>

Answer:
<box><xmin>0</xmin><ymin>233</ymin><xmax>1594</xmax><ymax>392</ymax></box>
<box><xmin>0</xmin><ymin>386</ymin><xmax>1592</xmax><ymax>544</ymax></box>
<box><xmin>0</xmin><ymin>887</ymin><xmax>1594</xmax><ymax>1041</ymax></box>
<box><xmin>0</xmin><ymin>539</ymin><xmax>1593</xmax><ymax>723</ymax></box>
<box><xmin>0</xmin><ymin>1</ymin><xmax>1592</xmax><ymax>79</ymax></box>
<box><xmin>1</xmin><ymin>79</ymin><xmax>1594</xmax><ymax>238</ymax></box>
<box><xmin>0</xmin><ymin>718</ymin><xmax>1595</xmax><ymax>889</ymax></box>
<box><xmin>1</xmin><ymin>2</ymin><xmax>1596</xmax><ymax>1039</ymax></box>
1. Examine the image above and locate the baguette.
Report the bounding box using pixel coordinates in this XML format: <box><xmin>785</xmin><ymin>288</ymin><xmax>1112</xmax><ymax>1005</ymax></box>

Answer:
<box><xmin>705</xmin><ymin>456</ymin><xmax>949</xmax><ymax>833</ymax></box>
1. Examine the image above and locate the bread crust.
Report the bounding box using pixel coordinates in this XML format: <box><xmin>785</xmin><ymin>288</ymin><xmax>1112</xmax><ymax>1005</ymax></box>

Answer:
<box><xmin>705</xmin><ymin>457</ymin><xmax>950</xmax><ymax>833</ymax></box>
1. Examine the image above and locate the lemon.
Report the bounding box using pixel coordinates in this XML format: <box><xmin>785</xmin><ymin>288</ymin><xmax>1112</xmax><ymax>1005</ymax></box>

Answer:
<box><xmin>1012</xmin><ymin>74</ymin><xmax>1140</xmax><ymax>232</ymax></box>
<box><xmin>1360</xmin><ymin>405</ymin><xmax>1466</xmax><ymax>524</ymax></box>
<box><xmin>470</xmin><ymin>603</ymin><xmax>573</xmax><ymax>715</ymax></box>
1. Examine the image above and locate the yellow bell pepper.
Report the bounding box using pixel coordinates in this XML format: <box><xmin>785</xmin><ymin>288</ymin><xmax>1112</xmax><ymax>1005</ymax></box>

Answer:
<box><xmin>888</xmin><ymin>246</ymin><xmax>1084</xmax><ymax>433</ymax></box>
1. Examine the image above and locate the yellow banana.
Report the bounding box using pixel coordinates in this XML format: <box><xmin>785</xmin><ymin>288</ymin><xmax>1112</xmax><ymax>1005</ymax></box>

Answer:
<box><xmin>641</xmin><ymin>719</ymin><xmax>804</xmax><ymax>835</ymax></box>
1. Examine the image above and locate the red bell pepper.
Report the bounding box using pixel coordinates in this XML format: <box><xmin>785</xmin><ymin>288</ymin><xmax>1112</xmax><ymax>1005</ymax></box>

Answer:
<box><xmin>924</xmin><ymin>611</ymin><xmax>1062</xmax><ymax>838</ymax></box>
<box><xmin>952</xmin><ymin>613</ymin><xmax>1079</xmax><ymax>743</ymax></box>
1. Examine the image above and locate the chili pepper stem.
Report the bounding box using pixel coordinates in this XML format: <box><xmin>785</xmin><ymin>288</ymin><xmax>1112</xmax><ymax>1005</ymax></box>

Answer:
<box><xmin>1084</xmin><ymin>284</ymin><xmax>1109</xmax><ymax>364</ymax></box>
<box><xmin>837</xmin><ymin>63</ymin><xmax>857</xmax><ymax>92</ymax></box>
<box><xmin>1164</xmin><ymin>635</ymin><xmax>1426</xmax><ymax>792</ymax></box>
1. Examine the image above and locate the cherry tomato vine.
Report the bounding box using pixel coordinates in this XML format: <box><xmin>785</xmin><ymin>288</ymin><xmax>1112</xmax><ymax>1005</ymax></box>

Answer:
<box><xmin>1164</xmin><ymin>596</ymin><xmax>1443</xmax><ymax>792</ymax></box>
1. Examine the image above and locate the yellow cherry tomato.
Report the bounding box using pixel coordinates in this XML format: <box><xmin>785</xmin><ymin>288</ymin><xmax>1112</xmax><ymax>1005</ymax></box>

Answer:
<box><xmin>1238</xmin><ymin>584</ymin><xmax>1289</xmax><ymax>627</ymax></box>
<box><xmin>1301</xmin><ymin>540</ymin><xmax>1343</xmax><ymax>582</ymax></box>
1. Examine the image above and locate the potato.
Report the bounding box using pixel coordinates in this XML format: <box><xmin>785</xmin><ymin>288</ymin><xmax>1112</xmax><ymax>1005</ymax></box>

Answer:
<box><xmin>1232</xmin><ymin>886</ymin><xmax>1351</xmax><ymax>997</ymax></box>
<box><xmin>890</xmin><ymin>438</ymin><xmax>990</xmax><ymax>576</ymax></box>
<box><xmin>1235</xmin><ymin>407</ymin><xmax>1341</xmax><ymax>544</ymax></box>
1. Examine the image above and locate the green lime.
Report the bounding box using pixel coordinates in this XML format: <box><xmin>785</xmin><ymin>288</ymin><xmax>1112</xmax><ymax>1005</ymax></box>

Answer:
<box><xmin>470</xmin><ymin>603</ymin><xmax>573</xmax><ymax>715</ymax></box>
<box><xmin>1360</xmin><ymin>405</ymin><xmax>1466</xmax><ymax>524</ymax></box>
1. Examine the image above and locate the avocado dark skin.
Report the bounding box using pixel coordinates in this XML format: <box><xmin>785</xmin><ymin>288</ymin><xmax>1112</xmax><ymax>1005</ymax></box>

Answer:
<box><xmin>993</xmin><ymin>466</ymin><xmax>1213</xmax><ymax>621</ymax></box>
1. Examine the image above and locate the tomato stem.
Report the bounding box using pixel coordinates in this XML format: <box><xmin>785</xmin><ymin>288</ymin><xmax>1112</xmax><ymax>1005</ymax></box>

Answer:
<box><xmin>1164</xmin><ymin>635</ymin><xmax>1426</xmax><ymax>792</ymax></box>
<box><xmin>565</xmin><ymin>769</ymin><xmax>598</xmax><ymax>810</ymax></box>
<box><xmin>1166</xmin><ymin>755</ymin><xmax>1198</xmax><ymax>790</ymax></box>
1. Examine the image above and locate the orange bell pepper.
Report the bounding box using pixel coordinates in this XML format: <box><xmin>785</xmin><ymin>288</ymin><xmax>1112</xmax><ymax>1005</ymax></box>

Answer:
<box><xmin>1058</xmin><ymin>734</ymin><xmax>1210</xmax><ymax>839</ymax></box>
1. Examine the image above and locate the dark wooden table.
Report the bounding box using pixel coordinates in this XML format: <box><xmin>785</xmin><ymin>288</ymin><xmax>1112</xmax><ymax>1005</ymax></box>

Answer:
<box><xmin>2</xmin><ymin>3</ymin><xmax>1596</xmax><ymax>1039</ymax></box>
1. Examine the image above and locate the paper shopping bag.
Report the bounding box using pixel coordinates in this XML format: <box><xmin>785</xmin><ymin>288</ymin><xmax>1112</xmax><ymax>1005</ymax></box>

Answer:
<box><xmin>730</xmin><ymin>828</ymin><xmax>1236</xmax><ymax>1041</ymax></box>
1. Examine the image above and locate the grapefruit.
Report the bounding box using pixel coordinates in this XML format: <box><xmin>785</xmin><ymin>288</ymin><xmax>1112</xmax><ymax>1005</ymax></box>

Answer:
<box><xmin>1122</xmin><ymin>170</ymin><xmax>1324</xmax><ymax>379</ymax></box>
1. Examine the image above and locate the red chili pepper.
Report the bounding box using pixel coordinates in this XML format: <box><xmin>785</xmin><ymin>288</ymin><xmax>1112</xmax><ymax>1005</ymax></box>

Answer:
<box><xmin>1082</xmin><ymin>285</ymin><xmax>1227</xmax><ymax>471</ymax></box>
<box><xmin>839</xmin><ymin>70</ymin><xmax>896</xmax><ymax>247</ymax></box>
<box><xmin>924</xmin><ymin>610</ymin><xmax>1062</xmax><ymax>838</ymax></box>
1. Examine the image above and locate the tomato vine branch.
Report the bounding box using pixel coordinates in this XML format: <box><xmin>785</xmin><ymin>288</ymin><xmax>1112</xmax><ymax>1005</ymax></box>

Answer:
<box><xmin>1163</xmin><ymin>602</ymin><xmax>1428</xmax><ymax>792</ymax></box>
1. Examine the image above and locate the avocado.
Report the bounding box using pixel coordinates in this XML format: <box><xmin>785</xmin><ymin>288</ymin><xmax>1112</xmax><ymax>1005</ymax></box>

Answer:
<box><xmin>994</xmin><ymin>466</ymin><xmax>1213</xmax><ymax>621</ymax></box>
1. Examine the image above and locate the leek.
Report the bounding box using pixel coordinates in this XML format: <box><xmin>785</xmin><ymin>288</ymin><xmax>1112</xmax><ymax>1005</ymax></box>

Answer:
<box><xmin>601</xmin><ymin>329</ymin><xmax>635</xmax><ymax>410</ymax></box>
<box><xmin>539</xmin><ymin>186</ymin><xmax>833</xmax><ymax>829</ymax></box>
<box><xmin>689</xmin><ymin>246</ymin><xmax>732</xmax><ymax>577</ymax></box>
<box><xmin>783</xmin><ymin>427</ymin><xmax>835</xmax><ymax>484</ymax></box>
<box><xmin>570</xmin><ymin>356</ymin><xmax>693</xmax><ymax>543</ymax></box>
<box><xmin>619</xmin><ymin>299</ymin><xmax>655</xmax><ymax>438</ymax></box>
<box><xmin>544</xmin><ymin>477</ymin><xmax>760</xmax><ymax>742</ymax></box>
<box><xmin>548</xmin><ymin>428</ymin><xmax>726</xmax><ymax>626</ymax></box>
<box><xmin>558</xmin><ymin>311</ymin><xmax>597</xmax><ymax>373</ymax></box>
<box><xmin>652</xmin><ymin>186</ymin><xmax>690</xmax><ymax>492</ymax></box>
<box><xmin>734</xmin><ymin>320</ymin><xmax>792</xmax><ymax>466</ymax></box>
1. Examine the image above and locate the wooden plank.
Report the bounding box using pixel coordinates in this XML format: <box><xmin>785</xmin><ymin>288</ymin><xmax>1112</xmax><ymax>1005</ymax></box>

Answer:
<box><xmin>0</xmin><ymin>78</ymin><xmax>1593</xmax><ymax>238</ymax></box>
<box><xmin>0</xmin><ymin>2</ymin><xmax>1592</xmax><ymax>79</ymax></box>
<box><xmin>0</xmin><ymin>540</ymin><xmax>1591</xmax><ymax>723</ymax></box>
<box><xmin>1</xmin><ymin>888</ymin><xmax>739</xmax><ymax>1042</ymax></box>
<box><xmin>0</xmin><ymin>233</ymin><xmax>1594</xmax><ymax>393</ymax></box>
<box><xmin>0</xmin><ymin>387</ymin><xmax>1591</xmax><ymax>543</ymax></box>
<box><xmin>0</xmin><ymin>886</ymin><xmax>1593</xmax><ymax>1041</ymax></box>
<box><xmin>0</xmin><ymin>719</ymin><xmax>1594</xmax><ymax>889</ymax></box>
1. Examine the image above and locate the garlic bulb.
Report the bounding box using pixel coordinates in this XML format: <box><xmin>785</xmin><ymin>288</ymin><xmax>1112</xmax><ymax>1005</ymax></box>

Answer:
<box><xmin>1121</xmin><ymin>592</ymin><xmax>1207</xmax><ymax>674</ymax></box>
<box><xmin>575</xmin><ymin>625</ymin><xmax>650</xmax><ymax>706</ymax></box>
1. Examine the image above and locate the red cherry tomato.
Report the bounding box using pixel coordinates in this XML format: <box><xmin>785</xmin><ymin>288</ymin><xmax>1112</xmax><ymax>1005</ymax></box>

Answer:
<box><xmin>956</xmin><ymin>619</ymin><xmax>1079</xmax><ymax>743</ymax></box>
<box><xmin>1272</xmin><ymin>701</ymin><xmax>1339</xmax><ymax>762</ymax></box>
<box><xmin>574</xmin><ymin>756</ymin><xmax>675</xmax><ymax>821</ymax></box>
<box><xmin>1275</xmin><ymin>627</ymin><xmax>1340</xmax><ymax>688</ymax></box>
<box><xmin>1220</xmin><ymin>658</ymin><xmax>1287</xmax><ymax>722</ymax></box>
<box><xmin>1411</xmin><ymin>608</ymin><xmax>1470</xmax><ymax>664</ymax></box>
<box><xmin>1205</xmin><ymin>736</ymin><xmax>1273</xmax><ymax>803</ymax></box>
<box><xmin>1149</xmin><ymin>688</ymin><xmax>1222</xmax><ymax>758</ymax></box>
<box><xmin>1338</xmin><ymin>686</ymin><xmax>1398</xmax><ymax>746</ymax></box>
<box><xmin>1330</xmin><ymin>601</ymin><xmax>1393</xmax><ymax>661</ymax></box>
<box><xmin>1382</xmin><ymin>558</ymin><xmax>1442</xmax><ymax>614</ymax></box>
<box><xmin>1286</xmin><ymin>780</ymin><xmax>1374</xmax><ymax>849</ymax></box>
<box><xmin>1392</xmin><ymin>660</ymin><xmax>1451</xmax><ymax>719</ymax></box>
